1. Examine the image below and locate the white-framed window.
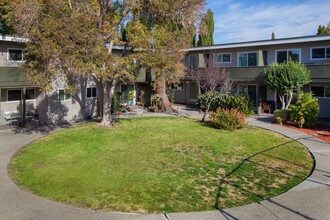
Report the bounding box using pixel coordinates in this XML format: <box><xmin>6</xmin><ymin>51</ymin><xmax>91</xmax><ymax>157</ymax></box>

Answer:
<box><xmin>310</xmin><ymin>47</ymin><xmax>330</xmax><ymax>60</ymax></box>
<box><xmin>311</xmin><ymin>86</ymin><xmax>330</xmax><ymax>98</ymax></box>
<box><xmin>7</xmin><ymin>48</ymin><xmax>25</xmax><ymax>62</ymax></box>
<box><xmin>26</xmin><ymin>88</ymin><xmax>36</xmax><ymax>100</ymax></box>
<box><xmin>87</xmin><ymin>87</ymin><xmax>97</xmax><ymax>98</ymax></box>
<box><xmin>168</xmin><ymin>82</ymin><xmax>184</xmax><ymax>90</ymax></box>
<box><xmin>213</xmin><ymin>53</ymin><xmax>231</xmax><ymax>63</ymax></box>
<box><xmin>275</xmin><ymin>49</ymin><xmax>301</xmax><ymax>63</ymax></box>
<box><xmin>238</xmin><ymin>52</ymin><xmax>257</xmax><ymax>67</ymax></box>
<box><xmin>58</xmin><ymin>89</ymin><xmax>71</xmax><ymax>101</ymax></box>
<box><xmin>7</xmin><ymin>89</ymin><xmax>22</xmax><ymax>102</ymax></box>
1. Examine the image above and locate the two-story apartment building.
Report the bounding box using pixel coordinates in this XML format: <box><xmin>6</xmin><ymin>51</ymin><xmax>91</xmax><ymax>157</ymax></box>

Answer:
<box><xmin>1</xmin><ymin>34</ymin><xmax>330</xmax><ymax>125</ymax></box>
<box><xmin>174</xmin><ymin>35</ymin><xmax>330</xmax><ymax>118</ymax></box>
<box><xmin>0</xmin><ymin>36</ymin><xmax>116</xmax><ymax>125</ymax></box>
<box><xmin>0</xmin><ymin>35</ymin><xmax>156</xmax><ymax>125</ymax></box>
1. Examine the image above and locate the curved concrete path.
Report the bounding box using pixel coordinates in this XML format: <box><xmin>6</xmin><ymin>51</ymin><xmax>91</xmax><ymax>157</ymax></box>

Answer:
<box><xmin>0</xmin><ymin>113</ymin><xmax>329</xmax><ymax>220</ymax></box>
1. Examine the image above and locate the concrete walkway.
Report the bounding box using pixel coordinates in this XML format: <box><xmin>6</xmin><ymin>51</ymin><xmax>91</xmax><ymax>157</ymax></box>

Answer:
<box><xmin>0</xmin><ymin>110</ymin><xmax>329</xmax><ymax>220</ymax></box>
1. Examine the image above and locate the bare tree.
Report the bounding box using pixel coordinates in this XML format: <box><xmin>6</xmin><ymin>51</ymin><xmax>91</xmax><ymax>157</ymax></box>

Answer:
<box><xmin>189</xmin><ymin>57</ymin><xmax>235</xmax><ymax>122</ymax></box>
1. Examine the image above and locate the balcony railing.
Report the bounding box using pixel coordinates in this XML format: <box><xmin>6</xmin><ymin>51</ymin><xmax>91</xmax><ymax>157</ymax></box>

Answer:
<box><xmin>222</xmin><ymin>64</ymin><xmax>330</xmax><ymax>83</ymax></box>
<box><xmin>0</xmin><ymin>67</ymin><xmax>29</xmax><ymax>87</ymax></box>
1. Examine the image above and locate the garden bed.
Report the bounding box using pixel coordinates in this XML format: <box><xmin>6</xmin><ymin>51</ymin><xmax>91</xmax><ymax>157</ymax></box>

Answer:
<box><xmin>277</xmin><ymin>122</ymin><xmax>330</xmax><ymax>144</ymax></box>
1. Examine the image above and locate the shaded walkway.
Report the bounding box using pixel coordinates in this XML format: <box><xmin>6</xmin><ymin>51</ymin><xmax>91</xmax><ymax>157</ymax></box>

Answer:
<box><xmin>0</xmin><ymin>112</ymin><xmax>329</xmax><ymax>219</ymax></box>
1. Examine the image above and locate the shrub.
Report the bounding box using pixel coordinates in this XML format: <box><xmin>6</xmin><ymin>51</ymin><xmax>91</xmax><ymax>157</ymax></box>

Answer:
<box><xmin>289</xmin><ymin>92</ymin><xmax>319</xmax><ymax>127</ymax></box>
<box><xmin>111</xmin><ymin>92</ymin><xmax>121</xmax><ymax>113</ymax></box>
<box><xmin>274</xmin><ymin>109</ymin><xmax>291</xmax><ymax>123</ymax></box>
<box><xmin>274</xmin><ymin>116</ymin><xmax>283</xmax><ymax>124</ymax></box>
<box><xmin>196</xmin><ymin>93</ymin><xmax>254</xmax><ymax>116</ymax></box>
<box><xmin>210</xmin><ymin>108</ymin><xmax>247</xmax><ymax>131</ymax></box>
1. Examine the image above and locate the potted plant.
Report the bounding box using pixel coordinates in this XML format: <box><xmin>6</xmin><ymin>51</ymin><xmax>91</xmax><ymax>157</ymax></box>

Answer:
<box><xmin>128</xmin><ymin>90</ymin><xmax>136</xmax><ymax>106</ymax></box>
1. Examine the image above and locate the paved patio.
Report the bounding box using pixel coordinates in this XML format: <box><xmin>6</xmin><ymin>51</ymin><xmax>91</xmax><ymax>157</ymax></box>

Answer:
<box><xmin>0</xmin><ymin>109</ymin><xmax>329</xmax><ymax>220</ymax></box>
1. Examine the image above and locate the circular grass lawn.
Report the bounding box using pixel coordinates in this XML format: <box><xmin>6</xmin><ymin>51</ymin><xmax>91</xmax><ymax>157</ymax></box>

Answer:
<box><xmin>10</xmin><ymin>117</ymin><xmax>313</xmax><ymax>213</ymax></box>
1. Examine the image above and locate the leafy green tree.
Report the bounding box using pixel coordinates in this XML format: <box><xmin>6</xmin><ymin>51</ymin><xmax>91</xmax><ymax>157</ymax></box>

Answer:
<box><xmin>317</xmin><ymin>25</ymin><xmax>329</xmax><ymax>35</ymax></box>
<box><xmin>127</xmin><ymin>0</ymin><xmax>205</xmax><ymax>112</ymax></box>
<box><xmin>197</xmin><ymin>9</ymin><xmax>214</xmax><ymax>46</ymax></box>
<box><xmin>192</xmin><ymin>34</ymin><xmax>197</xmax><ymax>47</ymax></box>
<box><xmin>120</xmin><ymin>23</ymin><xmax>128</xmax><ymax>42</ymax></box>
<box><xmin>264</xmin><ymin>61</ymin><xmax>311</xmax><ymax>109</ymax></box>
<box><xmin>0</xmin><ymin>1</ymin><xmax>13</xmax><ymax>34</ymax></box>
<box><xmin>271</xmin><ymin>32</ymin><xmax>275</xmax><ymax>40</ymax></box>
<box><xmin>11</xmin><ymin>0</ymin><xmax>134</xmax><ymax>126</ymax></box>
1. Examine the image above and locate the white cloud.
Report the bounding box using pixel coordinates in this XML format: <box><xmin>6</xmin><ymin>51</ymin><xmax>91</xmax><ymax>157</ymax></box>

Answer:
<box><xmin>209</xmin><ymin>0</ymin><xmax>330</xmax><ymax>44</ymax></box>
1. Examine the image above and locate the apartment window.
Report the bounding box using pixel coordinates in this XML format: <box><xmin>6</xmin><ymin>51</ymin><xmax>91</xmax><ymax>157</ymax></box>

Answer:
<box><xmin>213</xmin><ymin>53</ymin><xmax>231</xmax><ymax>63</ymax></box>
<box><xmin>87</xmin><ymin>87</ymin><xmax>97</xmax><ymax>98</ymax></box>
<box><xmin>26</xmin><ymin>88</ymin><xmax>36</xmax><ymax>100</ymax></box>
<box><xmin>8</xmin><ymin>49</ymin><xmax>25</xmax><ymax>62</ymax></box>
<box><xmin>187</xmin><ymin>54</ymin><xmax>198</xmax><ymax>69</ymax></box>
<box><xmin>238</xmin><ymin>52</ymin><xmax>257</xmax><ymax>67</ymax></box>
<box><xmin>276</xmin><ymin>49</ymin><xmax>300</xmax><ymax>63</ymax></box>
<box><xmin>311</xmin><ymin>47</ymin><xmax>330</xmax><ymax>59</ymax></box>
<box><xmin>311</xmin><ymin>86</ymin><xmax>330</xmax><ymax>97</ymax></box>
<box><xmin>59</xmin><ymin>89</ymin><xmax>71</xmax><ymax>101</ymax></box>
<box><xmin>8</xmin><ymin>90</ymin><xmax>22</xmax><ymax>101</ymax></box>
<box><xmin>169</xmin><ymin>82</ymin><xmax>184</xmax><ymax>90</ymax></box>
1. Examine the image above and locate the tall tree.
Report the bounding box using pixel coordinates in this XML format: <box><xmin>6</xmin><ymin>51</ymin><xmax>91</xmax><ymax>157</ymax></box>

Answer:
<box><xmin>127</xmin><ymin>0</ymin><xmax>205</xmax><ymax>112</ymax></box>
<box><xmin>264</xmin><ymin>61</ymin><xmax>311</xmax><ymax>109</ymax></box>
<box><xmin>197</xmin><ymin>9</ymin><xmax>214</xmax><ymax>46</ymax></box>
<box><xmin>0</xmin><ymin>2</ymin><xmax>13</xmax><ymax>34</ymax></box>
<box><xmin>317</xmin><ymin>25</ymin><xmax>329</xmax><ymax>35</ymax></box>
<box><xmin>10</xmin><ymin>0</ymin><xmax>134</xmax><ymax>126</ymax></box>
<box><xmin>271</xmin><ymin>32</ymin><xmax>276</xmax><ymax>40</ymax></box>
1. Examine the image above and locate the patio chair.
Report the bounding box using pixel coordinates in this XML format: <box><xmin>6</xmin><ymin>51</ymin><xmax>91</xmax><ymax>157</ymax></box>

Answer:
<box><xmin>4</xmin><ymin>111</ymin><xmax>19</xmax><ymax>126</ymax></box>
<box><xmin>262</xmin><ymin>103</ymin><xmax>272</xmax><ymax>114</ymax></box>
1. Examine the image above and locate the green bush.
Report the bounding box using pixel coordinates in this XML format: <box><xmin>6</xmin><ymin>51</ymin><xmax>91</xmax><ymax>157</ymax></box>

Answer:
<box><xmin>289</xmin><ymin>92</ymin><xmax>319</xmax><ymax>127</ymax></box>
<box><xmin>196</xmin><ymin>93</ymin><xmax>254</xmax><ymax>116</ymax></box>
<box><xmin>274</xmin><ymin>109</ymin><xmax>291</xmax><ymax>123</ymax></box>
<box><xmin>111</xmin><ymin>92</ymin><xmax>121</xmax><ymax>113</ymax></box>
<box><xmin>210</xmin><ymin>108</ymin><xmax>247</xmax><ymax>131</ymax></box>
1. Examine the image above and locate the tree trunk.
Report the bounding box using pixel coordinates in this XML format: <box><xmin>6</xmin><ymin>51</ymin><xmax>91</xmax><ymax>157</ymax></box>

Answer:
<box><xmin>99</xmin><ymin>79</ymin><xmax>117</xmax><ymax>127</ymax></box>
<box><xmin>286</xmin><ymin>91</ymin><xmax>293</xmax><ymax>109</ymax></box>
<box><xmin>155</xmin><ymin>78</ymin><xmax>171</xmax><ymax>112</ymax></box>
<box><xmin>278</xmin><ymin>93</ymin><xmax>286</xmax><ymax>109</ymax></box>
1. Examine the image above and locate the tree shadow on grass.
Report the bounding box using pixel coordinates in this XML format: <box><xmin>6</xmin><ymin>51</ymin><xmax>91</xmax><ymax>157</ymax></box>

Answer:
<box><xmin>213</xmin><ymin>137</ymin><xmax>322</xmax><ymax>220</ymax></box>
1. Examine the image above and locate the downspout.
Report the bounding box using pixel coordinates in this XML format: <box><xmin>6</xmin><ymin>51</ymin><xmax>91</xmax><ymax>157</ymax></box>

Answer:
<box><xmin>22</xmin><ymin>87</ymin><xmax>26</xmax><ymax>126</ymax></box>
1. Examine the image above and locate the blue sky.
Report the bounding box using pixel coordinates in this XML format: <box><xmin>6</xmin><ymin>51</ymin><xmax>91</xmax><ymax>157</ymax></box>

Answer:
<box><xmin>206</xmin><ymin>0</ymin><xmax>330</xmax><ymax>44</ymax></box>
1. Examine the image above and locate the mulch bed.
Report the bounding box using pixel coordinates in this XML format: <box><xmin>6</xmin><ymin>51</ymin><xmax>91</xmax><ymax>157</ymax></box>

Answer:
<box><xmin>276</xmin><ymin>122</ymin><xmax>330</xmax><ymax>144</ymax></box>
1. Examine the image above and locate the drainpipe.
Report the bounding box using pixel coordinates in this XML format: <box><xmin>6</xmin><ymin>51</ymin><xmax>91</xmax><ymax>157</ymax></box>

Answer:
<box><xmin>22</xmin><ymin>87</ymin><xmax>26</xmax><ymax>127</ymax></box>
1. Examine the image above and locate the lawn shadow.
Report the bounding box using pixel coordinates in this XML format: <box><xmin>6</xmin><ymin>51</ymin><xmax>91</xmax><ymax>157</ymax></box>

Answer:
<box><xmin>214</xmin><ymin>136</ymin><xmax>318</xmax><ymax>219</ymax></box>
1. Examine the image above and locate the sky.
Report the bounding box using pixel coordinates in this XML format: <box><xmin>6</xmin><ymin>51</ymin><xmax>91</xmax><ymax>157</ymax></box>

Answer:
<box><xmin>206</xmin><ymin>0</ymin><xmax>330</xmax><ymax>44</ymax></box>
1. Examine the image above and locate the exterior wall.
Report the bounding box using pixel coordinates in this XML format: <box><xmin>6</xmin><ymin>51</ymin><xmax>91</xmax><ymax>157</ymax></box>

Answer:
<box><xmin>173</xmin><ymin>87</ymin><xmax>186</xmax><ymax>104</ymax></box>
<box><xmin>266</xmin><ymin>87</ymin><xmax>276</xmax><ymax>102</ymax></box>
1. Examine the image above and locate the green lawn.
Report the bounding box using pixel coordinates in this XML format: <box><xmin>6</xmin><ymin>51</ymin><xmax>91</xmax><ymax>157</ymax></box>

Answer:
<box><xmin>10</xmin><ymin>117</ymin><xmax>313</xmax><ymax>213</ymax></box>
